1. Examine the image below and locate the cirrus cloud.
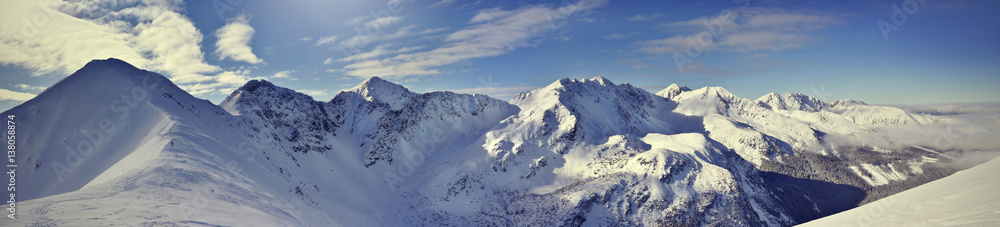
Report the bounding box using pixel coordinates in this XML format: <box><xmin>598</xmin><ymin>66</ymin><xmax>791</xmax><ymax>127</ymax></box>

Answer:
<box><xmin>339</xmin><ymin>0</ymin><xmax>608</xmax><ymax>79</ymax></box>
<box><xmin>638</xmin><ymin>7</ymin><xmax>841</xmax><ymax>55</ymax></box>
<box><xmin>626</xmin><ymin>14</ymin><xmax>662</xmax><ymax>22</ymax></box>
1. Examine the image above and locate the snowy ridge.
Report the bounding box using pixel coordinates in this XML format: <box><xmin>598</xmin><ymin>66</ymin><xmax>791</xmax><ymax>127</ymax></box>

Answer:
<box><xmin>2</xmin><ymin>59</ymin><xmax>972</xmax><ymax>226</ymax></box>
<box><xmin>831</xmin><ymin>99</ymin><xmax>867</xmax><ymax>107</ymax></box>
<box><xmin>756</xmin><ymin>92</ymin><xmax>827</xmax><ymax>112</ymax></box>
<box><xmin>831</xmin><ymin>103</ymin><xmax>935</xmax><ymax>126</ymax></box>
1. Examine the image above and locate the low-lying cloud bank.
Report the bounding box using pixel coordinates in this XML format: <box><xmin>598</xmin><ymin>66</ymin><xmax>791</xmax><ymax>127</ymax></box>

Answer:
<box><xmin>824</xmin><ymin>102</ymin><xmax>1000</xmax><ymax>169</ymax></box>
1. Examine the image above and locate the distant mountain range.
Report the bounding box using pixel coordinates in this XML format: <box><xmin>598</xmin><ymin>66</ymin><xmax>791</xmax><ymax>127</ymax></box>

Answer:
<box><xmin>1</xmin><ymin>58</ymin><xmax>965</xmax><ymax>226</ymax></box>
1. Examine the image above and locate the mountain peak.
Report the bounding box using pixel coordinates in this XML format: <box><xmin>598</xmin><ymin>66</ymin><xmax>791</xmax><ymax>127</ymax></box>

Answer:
<box><xmin>591</xmin><ymin>76</ymin><xmax>614</xmax><ymax>86</ymax></box>
<box><xmin>667</xmin><ymin>83</ymin><xmax>690</xmax><ymax>91</ymax></box>
<box><xmin>86</xmin><ymin>58</ymin><xmax>141</xmax><ymax>71</ymax></box>
<box><xmin>756</xmin><ymin>92</ymin><xmax>827</xmax><ymax>112</ymax></box>
<box><xmin>229</xmin><ymin>79</ymin><xmax>306</xmax><ymax>99</ymax></box>
<box><xmin>345</xmin><ymin>76</ymin><xmax>414</xmax><ymax>110</ymax></box>
<box><xmin>831</xmin><ymin>99</ymin><xmax>867</xmax><ymax>107</ymax></box>
<box><xmin>238</xmin><ymin>79</ymin><xmax>278</xmax><ymax>93</ymax></box>
<box><xmin>222</xmin><ymin>79</ymin><xmax>319</xmax><ymax>115</ymax></box>
<box><xmin>656</xmin><ymin>83</ymin><xmax>691</xmax><ymax>100</ymax></box>
<box><xmin>690</xmin><ymin>86</ymin><xmax>735</xmax><ymax>98</ymax></box>
<box><xmin>350</xmin><ymin>76</ymin><xmax>410</xmax><ymax>93</ymax></box>
<box><xmin>65</xmin><ymin>58</ymin><xmax>147</xmax><ymax>82</ymax></box>
<box><xmin>37</xmin><ymin>58</ymin><xmax>186</xmax><ymax>99</ymax></box>
<box><xmin>547</xmin><ymin>77</ymin><xmax>618</xmax><ymax>88</ymax></box>
<box><xmin>758</xmin><ymin>92</ymin><xmax>779</xmax><ymax>99</ymax></box>
<box><xmin>515</xmin><ymin>77</ymin><xmax>650</xmax><ymax>106</ymax></box>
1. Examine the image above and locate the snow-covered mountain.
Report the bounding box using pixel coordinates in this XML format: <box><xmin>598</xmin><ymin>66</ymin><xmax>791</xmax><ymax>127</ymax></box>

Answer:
<box><xmin>1</xmin><ymin>59</ymin><xmax>979</xmax><ymax>226</ymax></box>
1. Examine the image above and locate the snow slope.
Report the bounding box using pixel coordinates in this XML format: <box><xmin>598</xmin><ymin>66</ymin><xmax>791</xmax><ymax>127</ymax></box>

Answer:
<box><xmin>3</xmin><ymin>59</ymin><xmax>184</xmax><ymax>202</ymax></box>
<box><xmin>1</xmin><ymin>59</ymin><xmax>990</xmax><ymax>226</ymax></box>
<box><xmin>2</xmin><ymin>59</ymin><xmax>334</xmax><ymax>226</ymax></box>
<box><xmin>800</xmin><ymin>156</ymin><xmax>1000</xmax><ymax>226</ymax></box>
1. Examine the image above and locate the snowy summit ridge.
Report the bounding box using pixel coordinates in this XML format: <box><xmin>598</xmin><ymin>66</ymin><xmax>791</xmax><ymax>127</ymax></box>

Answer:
<box><xmin>1</xmin><ymin>59</ymin><xmax>968</xmax><ymax>226</ymax></box>
<box><xmin>345</xmin><ymin>76</ymin><xmax>414</xmax><ymax>110</ymax></box>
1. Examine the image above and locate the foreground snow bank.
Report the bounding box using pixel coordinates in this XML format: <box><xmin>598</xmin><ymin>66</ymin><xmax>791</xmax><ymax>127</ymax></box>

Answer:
<box><xmin>800</xmin><ymin>156</ymin><xmax>1000</xmax><ymax>226</ymax></box>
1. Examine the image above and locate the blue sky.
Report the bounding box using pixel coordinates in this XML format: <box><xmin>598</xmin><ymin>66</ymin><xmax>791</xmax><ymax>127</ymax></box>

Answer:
<box><xmin>1</xmin><ymin>0</ymin><xmax>998</xmax><ymax>112</ymax></box>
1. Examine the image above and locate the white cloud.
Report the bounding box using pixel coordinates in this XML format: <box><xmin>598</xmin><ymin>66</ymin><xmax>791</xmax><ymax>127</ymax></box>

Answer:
<box><xmin>14</xmin><ymin>84</ymin><xmax>45</xmax><ymax>91</ymax></box>
<box><xmin>638</xmin><ymin>35</ymin><xmax>710</xmax><ymax>54</ymax></box>
<box><xmin>343</xmin><ymin>16</ymin><xmax>367</xmax><ymax>26</ymax></box>
<box><xmin>0</xmin><ymin>88</ymin><xmax>35</xmax><ymax>101</ymax></box>
<box><xmin>127</xmin><ymin>5</ymin><xmax>222</xmax><ymax>84</ymax></box>
<box><xmin>639</xmin><ymin>7</ymin><xmax>840</xmax><ymax>55</ymax></box>
<box><xmin>457</xmin><ymin>0</ymin><xmax>485</xmax><ymax>10</ymax></box>
<box><xmin>604</xmin><ymin>32</ymin><xmax>640</xmax><ymax>40</ymax></box>
<box><xmin>719</xmin><ymin>31</ymin><xmax>812</xmax><ymax>52</ymax></box>
<box><xmin>214</xmin><ymin>14</ymin><xmax>263</xmax><ymax>64</ymax></box>
<box><xmin>334</xmin><ymin>13</ymin><xmax>412</xmax><ymax>54</ymax></box>
<box><xmin>626</xmin><ymin>14</ymin><xmax>662</xmax><ymax>22</ymax></box>
<box><xmin>0</xmin><ymin>1</ymin><xmax>150</xmax><ymax>77</ymax></box>
<box><xmin>323</xmin><ymin>57</ymin><xmax>335</xmax><ymax>65</ymax></box>
<box><xmin>743</xmin><ymin>13</ymin><xmax>839</xmax><ymax>31</ymax></box>
<box><xmin>338</xmin><ymin>25</ymin><xmax>417</xmax><ymax>52</ymax></box>
<box><xmin>630</xmin><ymin>63</ymin><xmax>651</xmax><ymax>69</ymax></box>
<box><xmin>214</xmin><ymin>69</ymin><xmax>254</xmax><ymax>87</ymax></box>
<box><xmin>337</xmin><ymin>45</ymin><xmax>425</xmax><ymax>62</ymax></box>
<box><xmin>420</xmin><ymin>27</ymin><xmax>449</xmax><ymax>34</ymax></box>
<box><xmin>396</xmin><ymin>45</ymin><xmax>427</xmax><ymax>53</ymax></box>
<box><xmin>823</xmin><ymin>107</ymin><xmax>1000</xmax><ymax>158</ymax></box>
<box><xmin>388</xmin><ymin>0</ymin><xmax>411</xmax><ymax>8</ymax></box>
<box><xmin>180</xmin><ymin>69</ymin><xmax>259</xmax><ymax>96</ymax></box>
<box><xmin>0</xmin><ymin>0</ymin><xmax>259</xmax><ymax>96</ymax></box>
<box><xmin>316</xmin><ymin>35</ymin><xmax>338</xmax><ymax>46</ymax></box>
<box><xmin>270</xmin><ymin>70</ymin><xmax>296</xmax><ymax>81</ymax></box>
<box><xmin>430</xmin><ymin>0</ymin><xmax>456</xmax><ymax>7</ymax></box>
<box><xmin>365</xmin><ymin>16</ymin><xmax>403</xmax><ymax>29</ymax></box>
<box><xmin>604</xmin><ymin>33</ymin><xmax>625</xmax><ymax>40</ymax></box>
<box><xmin>468</xmin><ymin>7</ymin><xmax>516</xmax><ymax>23</ymax></box>
<box><xmin>340</xmin><ymin>0</ymin><xmax>608</xmax><ymax>79</ymax></box>
<box><xmin>299</xmin><ymin>89</ymin><xmax>329</xmax><ymax>97</ymax></box>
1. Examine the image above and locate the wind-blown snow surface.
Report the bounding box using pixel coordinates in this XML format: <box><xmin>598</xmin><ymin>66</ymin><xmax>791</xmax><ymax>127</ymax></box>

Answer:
<box><xmin>1</xmin><ymin>58</ymin><xmax>995</xmax><ymax>226</ymax></box>
<box><xmin>800</xmin><ymin>156</ymin><xmax>1000</xmax><ymax>226</ymax></box>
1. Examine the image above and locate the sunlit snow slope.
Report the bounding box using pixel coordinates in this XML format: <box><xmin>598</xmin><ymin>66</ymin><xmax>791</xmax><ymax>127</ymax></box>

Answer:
<box><xmin>800</xmin><ymin>156</ymin><xmax>1000</xmax><ymax>226</ymax></box>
